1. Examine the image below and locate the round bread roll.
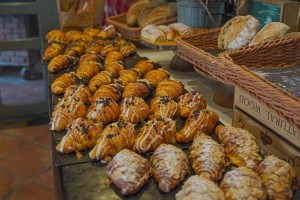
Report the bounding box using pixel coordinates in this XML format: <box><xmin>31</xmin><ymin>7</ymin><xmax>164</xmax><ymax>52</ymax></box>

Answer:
<box><xmin>218</xmin><ymin>15</ymin><xmax>260</xmax><ymax>50</ymax></box>
<box><xmin>126</xmin><ymin>0</ymin><xmax>150</xmax><ymax>27</ymax></box>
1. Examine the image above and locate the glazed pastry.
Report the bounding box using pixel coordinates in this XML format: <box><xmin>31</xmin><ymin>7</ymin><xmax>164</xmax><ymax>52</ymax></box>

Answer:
<box><xmin>155</xmin><ymin>79</ymin><xmax>184</xmax><ymax>99</ymax></box>
<box><xmin>176</xmin><ymin>109</ymin><xmax>219</xmax><ymax>143</ymax></box>
<box><xmin>119</xmin><ymin>96</ymin><xmax>149</xmax><ymax>124</ymax></box>
<box><xmin>114</xmin><ymin>38</ymin><xmax>127</xmax><ymax>47</ymax></box>
<box><xmin>257</xmin><ymin>155</ymin><xmax>297</xmax><ymax>200</ymax></box>
<box><xmin>51</xmin><ymin>72</ymin><xmax>78</xmax><ymax>94</ymax></box>
<box><xmin>133</xmin><ymin>60</ymin><xmax>156</xmax><ymax>76</ymax></box>
<box><xmin>98</xmin><ymin>25</ymin><xmax>117</xmax><ymax>40</ymax></box>
<box><xmin>86</xmin><ymin>97</ymin><xmax>120</xmax><ymax>124</ymax></box>
<box><xmin>106</xmin><ymin>149</ymin><xmax>150</xmax><ymax>195</ymax></box>
<box><xmin>85</xmin><ymin>42</ymin><xmax>103</xmax><ymax>55</ymax></box>
<box><xmin>215</xmin><ymin>125</ymin><xmax>262</xmax><ymax>170</ymax></box>
<box><xmin>132</xmin><ymin>116</ymin><xmax>176</xmax><ymax>153</ymax></box>
<box><xmin>56</xmin><ymin>118</ymin><xmax>103</xmax><ymax>153</ymax></box>
<box><xmin>150</xmin><ymin>144</ymin><xmax>190</xmax><ymax>192</ymax></box>
<box><xmin>144</xmin><ymin>68</ymin><xmax>169</xmax><ymax>87</ymax></box>
<box><xmin>91</xmin><ymin>38</ymin><xmax>107</xmax><ymax>46</ymax></box>
<box><xmin>65</xmin><ymin>30</ymin><xmax>82</xmax><ymax>41</ymax></box>
<box><xmin>63</xmin><ymin>84</ymin><xmax>91</xmax><ymax>103</ymax></box>
<box><xmin>100</xmin><ymin>44</ymin><xmax>120</xmax><ymax>57</ymax></box>
<box><xmin>64</xmin><ymin>39</ymin><xmax>86</xmax><ymax>57</ymax></box>
<box><xmin>220</xmin><ymin>167</ymin><xmax>267</xmax><ymax>200</ymax></box>
<box><xmin>92</xmin><ymin>83</ymin><xmax>124</xmax><ymax>103</ymax></box>
<box><xmin>149</xmin><ymin>96</ymin><xmax>177</xmax><ymax>119</ymax></box>
<box><xmin>83</xmin><ymin>28</ymin><xmax>101</xmax><ymax>37</ymax></box>
<box><xmin>47</xmin><ymin>36</ymin><xmax>69</xmax><ymax>46</ymax></box>
<box><xmin>189</xmin><ymin>133</ymin><xmax>226</xmax><ymax>182</ymax></box>
<box><xmin>104</xmin><ymin>61</ymin><xmax>125</xmax><ymax>76</ymax></box>
<box><xmin>114</xmin><ymin>69</ymin><xmax>140</xmax><ymax>86</ymax></box>
<box><xmin>79</xmin><ymin>52</ymin><xmax>102</xmax><ymax>64</ymax></box>
<box><xmin>48</xmin><ymin>55</ymin><xmax>78</xmax><ymax>73</ymax></box>
<box><xmin>76</xmin><ymin>61</ymin><xmax>103</xmax><ymax>80</ymax></box>
<box><xmin>50</xmin><ymin>98</ymin><xmax>86</xmax><ymax>131</ymax></box>
<box><xmin>120</xmin><ymin>42</ymin><xmax>136</xmax><ymax>57</ymax></box>
<box><xmin>104</xmin><ymin>51</ymin><xmax>124</xmax><ymax>65</ymax></box>
<box><xmin>122</xmin><ymin>80</ymin><xmax>152</xmax><ymax>99</ymax></box>
<box><xmin>45</xmin><ymin>29</ymin><xmax>66</xmax><ymax>41</ymax></box>
<box><xmin>68</xmin><ymin>34</ymin><xmax>93</xmax><ymax>43</ymax></box>
<box><xmin>177</xmin><ymin>91</ymin><xmax>207</xmax><ymax>118</ymax></box>
<box><xmin>43</xmin><ymin>43</ymin><xmax>65</xmax><ymax>62</ymax></box>
<box><xmin>88</xmin><ymin>71</ymin><xmax>114</xmax><ymax>92</ymax></box>
<box><xmin>89</xmin><ymin>121</ymin><xmax>136</xmax><ymax>161</ymax></box>
<box><xmin>176</xmin><ymin>175</ymin><xmax>225</xmax><ymax>200</ymax></box>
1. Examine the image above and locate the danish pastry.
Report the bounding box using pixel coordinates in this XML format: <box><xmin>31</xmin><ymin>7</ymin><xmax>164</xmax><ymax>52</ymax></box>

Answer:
<box><xmin>177</xmin><ymin>91</ymin><xmax>207</xmax><ymax>118</ymax></box>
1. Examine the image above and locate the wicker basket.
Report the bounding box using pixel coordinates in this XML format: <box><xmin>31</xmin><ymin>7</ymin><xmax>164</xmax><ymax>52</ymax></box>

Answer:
<box><xmin>106</xmin><ymin>13</ymin><xmax>177</xmax><ymax>42</ymax></box>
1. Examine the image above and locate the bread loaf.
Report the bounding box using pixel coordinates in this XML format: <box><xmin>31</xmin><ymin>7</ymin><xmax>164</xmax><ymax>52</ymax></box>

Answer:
<box><xmin>157</xmin><ymin>25</ymin><xmax>177</xmax><ymax>40</ymax></box>
<box><xmin>249</xmin><ymin>22</ymin><xmax>290</xmax><ymax>46</ymax></box>
<box><xmin>126</xmin><ymin>0</ymin><xmax>150</xmax><ymax>27</ymax></box>
<box><xmin>137</xmin><ymin>1</ymin><xmax>164</xmax><ymax>27</ymax></box>
<box><xmin>169</xmin><ymin>23</ymin><xmax>193</xmax><ymax>36</ymax></box>
<box><xmin>141</xmin><ymin>25</ymin><xmax>167</xmax><ymax>43</ymax></box>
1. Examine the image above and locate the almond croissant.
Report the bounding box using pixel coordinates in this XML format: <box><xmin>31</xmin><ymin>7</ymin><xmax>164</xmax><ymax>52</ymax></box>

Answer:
<box><xmin>104</xmin><ymin>51</ymin><xmax>124</xmax><ymax>65</ymax></box>
<box><xmin>119</xmin><ymin>96</ymin><xmax>149</xmax><ymax>124</ymax></box>
<box><xmin>76</xmin><ymin>61</ymin><xmax>103</xmax><ymax>80</ymax></box>
<box><xmin>115</xmin><ymin>69</ymin><xmax>140</xmax><ymax>86</ymax></box>
<box><xmin>122</xmin><ymin>80</ymin><xmax>152</xmax><ymax>99</ymax></box>
<box><xmin>155</xmin><ymin>79</ymin><xmax>184</xmax><ymax>99</ymax></box>
<box><xmin>43</xmin><ymin>43</ymin><xmax>65</xmax><ymax>62</ymax></box>
<box><xmin>149</xmin><ymin>96</ymin><xmax>177</xmax><ymax>119</ymax></box>
<box><xmin>63</xmin><ymin>84</ymin><xmax>91</xmax><ymax>103</ymax></box>
<box><xmin>104</xmin><ymin>61</ymin><xmax>125</xmax><ymax>76</ymax></box>
<box><xmin>177</xmin><ymin>91</ymin><xmax>207</xmax><ymax>118</ymax></box>
<box><xmin>133</xmin><ymin>60</ymin><xmax>156</xmax><ymax>76</ymax></box>
<box><xmin>144</xmin><ymin>68</ymin><xmax>169</xmax><ymax>87</ymax></box>
<box><xmin>56</xmin><ymin>118</ymin><xmax>102</xmax><ymax>153</ymax></box>
<box><xmin>92</xmin><ymin>83</ymin><xmax>123</xmax><ymax>103</ymax></box>
<box><xmin>48</xmin><ymin>55</ymin><xmax>78</xmax><ymax>73</ymax></box>
<box><xmin>51</xmin><ymin>72</ymin><xmax>78</xmax><ymax>94</ymax></box>
<box><xmin>176</xmin><ymin>109</ymin><xmax>219</xmax><ymax>143</ymax></box>
<box><xmin>88</xmin><ymin>71</ymin><xmax>114</xmax><ymax>92</ymax></box>
<box><xmin>89</xmin><ymin>121</ymin><xmax>136</xmax><ymax>161</ymax></box>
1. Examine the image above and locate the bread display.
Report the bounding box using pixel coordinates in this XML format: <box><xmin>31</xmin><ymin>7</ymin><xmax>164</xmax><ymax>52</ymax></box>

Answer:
<box><xmin>149</xmin><ymin>96</ymin><xmax>178</xmax><ymax>119</ymax></box>
<box><xmin>76</xmin><ymin>61</ymin><xmax>103</xmax><ymax>80</ymax></box>
<box><xmin>63</xmin><ymin>84</ymin><xmax>91</xmax><ymax>104</ymax></box>
<box><xmin>48</xmin><ymin>55</ymin><xmax>78</xmax><ymax>73</ymax></box>
<box><xmin>137</xmin><ymin>1</ymin><xmax>163</xmax><ymax>27</ymax></box>
<box><xmin>122</xmin><ymin>80</ymin><xmax>152</xmax><ymax>99</ymax></box>
<box><xmin>150</xmin><ymin>144</ymin><xmax>190</xmax><ymax>192</ymax></box>
<box><xmin>98</xmin><ymin>25</ymin><xmax>117</xmax><ymax>40</ymax></box>
<box><xmin>144</xmin><ymin>68</ymin><xmax>169</xmax><ymax>87</ymax></box>
<box><xmin>106</xmin><ymin>149</ymin><xmax>150</xmax><ymax>195</ymax></box>
<box><xmin>177</xmin><ymin>91</ymin><xmax>207</xmax><ymax>118</ymax></box>
<box><xmin>141</xmin><ymin>25</ymin><xmax>167</xmax><ymax>43</ymax></box>
<box><xmin>104</xmin><ymin>61</ymin><xmax>125</xmax><ymax>77</ymax></box>
<box><xmin>92</xmin><ymin>83</ymin><xmax>124</xmax><ymax>103</ymax></box>
<box><xmin>88</xmin><ymin>71</ymin><xmax>114</xmax><ymax>92</ymax></box>
<box><xmin>169</xmin><ymin>23</ymin><xmax>193</xmax><ymax>37</ymax></box>
<box><xmin>51</xmin><ymin>72</ymin><xmax>78</xmax><ymax>94</ymax></box>
<box><xmin>157</xmin><ymin>25</ymin><xmax>177</xmax><ymax>41</ymax></box>
<box><xmin>257</xmin><ymin>155</ymin><xmax>297</xmax><ymax>200</ymax></box>
<box><xmin>126</xmin><ymin>0</ymin><xmax>150</xmax><ymax>27</ymax></box>
<box><xmin>115</xmin><ymin>69</ymin><xmax>140</xmax><ymax>86</ymax></box>
<box><xmin>155</xmin><ymin>79</ymin><xmax>184</xmax><ymax>99</ymax></box>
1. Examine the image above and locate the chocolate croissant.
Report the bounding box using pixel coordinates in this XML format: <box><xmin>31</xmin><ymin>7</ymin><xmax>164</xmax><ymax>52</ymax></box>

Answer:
<box><xmin>177</xmin><ymin>91</ymin><xmax>207</xmax><ymax>118</ymax></box>
<box><xmin>220</xmin><ymin>167</ymin><xmax>267</xmax><ymax>200</ymax></box>
<box><xmin>257</xmin><ymin>155</ymin><xmax>297</xmax><ymax>200</ymax></box>
<box><xmin>47</xmin><ymin>36</ymin><xmax>69</xmax><ymax>46</ymax></box>
<box><xmin>43</xmin><ymin>43</ymin><xmax>65</xmax><ymax>62</ymax></box>
<box><xmin>76</xmin><ymin>61</ymin><xmax>103</xmax><ymax>80</ymax></box>
<box><xmin>79</xmin><ymin>52</ymin><xmax>102</xmax><ymax>65</ymax></box>
<box><xmin>144</xmin><ymin>68</ymin><xmax>169</xmax><ymax>87</ymax></box>
<box><xmin>115</xmin><ymin>69</ymin><xmax>140</xmax><ymax>86</ymax></box>
<box><xmin>51</xmin><ymin>72</ymin><xmax>78</xmax><ymax>94</ymax></box>
<box><xmin>46</xmin><ymin>30</ymin><xmax>66</xmax><ymax>41</ymax></box>
<box><xmin>215</xmin><ymin>125</ymin><xmax>262</xmax><ymax>170</ymax></box>
<box><xmin>92</xmin><ymin>83</ymin><xmax>124</xmax><ymax>103</ymax></box>
<box><xmin>56</xmin><ymin>118</ymin><xmax>103</xmax><ymax>153</ymax></box>
<box><xmin>88</xmin><ymin>71</ymin><xmax>114</xmax><ymax>92</ymax></box>
<box><xmin>83</xmin><ymin>28</ymin><xmax>101</xmax><ymax>37</ymax></box>
<box><xmin>176</xmin><ymin>175</ymin><xmax>225</xmax><ymax>200</ymax></box>
<box><xmin>155</xmin><ymin>79</ymin><xmax>184</xmax><ymax>99</ymax></box>
<box><xmin>189</xmin><ymin>133</ymin><xmax>226</xmax><ymax>182</ymax></box>
<box><xmin>176</xmin><ymin>109</ymin><xmax>219</xmax><ymax>143</ymax></box>
<box><xmin>85</xmin><ymin>42</ymin><xmax>103</xmax><ymax>55</ymax></box>
<box><xmin>113</xmin><ymin>38</ymin><xmax>127</xmax><ymax>47</ymax></box>
<box><xmin>86</xmin><ymin>97</ymin><xmax>119</xmax><ymax>124</ymax></box>
<box><xmin>63</xmin><ymin>84</ymin><xmax>91</xmax><ymax>103</ymax></box>
<box><xmin>122</xmin><ymin>80</ymin><xmax>152</xmax><ymax>99</ymax></box>
<box><xmin>150</xmin><ymin>144</ymin><xmax>190</xmax><ymax>192</ymax></box>
<box><xmin>65</xmin><ymin>30</ymin><xmax>82</xmax><ymax>42</ymax></box>
<box><xmin>48</xmin><ymin>55</ymin><xmax>78</xmax><ymax>73</ymax></box>
<box><xmin>149</xmin><ymin>96</ymin><xmax>177</xmax><ymax>119</ymax></box>
<box><xmin>104</xmin><ymin>61</ymin><xmax>125</xmax><ymax>76</ymax></box>
<box><xmin>106</xmin><ymin>149</ymin><xmax>150</xmax><ymax>195</ymax></box>
<box><xmin>133</xmin><ymin>60</ymin><xmax>156</xmax><ymax>76</ymax></box>
<box><xmin>89</xmin><ymin>121</ymin><xmax>136</xmax><ymax>162</ymax></box>
<box><xmin>120</xmin><ymin>42</ymin><xmax>136</xmax><ymax>57</ymax></box>
<box><xmin>64</xmin><ymin>39</ymin><xmax>86</xmax><ymax>57</ymax></box>
<box><xmin>104</xmin><ymin>51</ymin><xmax>124</xmax><ymax>65</ymax></box>
<box><xmin>132</xmin><ymin>116</ymin><xmax>176</xmax><ymax>153</ymax></box>
<box><xmin>119</xmin><ymin>96</ymin><xmax>149</xmax><ymax>124</ymax></box>
<box><xmin>100</xmin><ymin>44</ymin><xmax>120</xmax><ymax>57</ymax></box>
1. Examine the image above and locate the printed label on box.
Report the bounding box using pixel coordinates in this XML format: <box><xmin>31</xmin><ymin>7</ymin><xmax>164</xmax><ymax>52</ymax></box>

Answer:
<box><xmin>252</xmin><ymin>1</ymin><xmax>281</xmax><ymax>28</ymax></box>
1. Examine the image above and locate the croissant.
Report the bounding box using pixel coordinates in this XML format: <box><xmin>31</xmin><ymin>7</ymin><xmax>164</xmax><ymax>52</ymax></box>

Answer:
<box><xmin>47</xmin><ymin>36</ymin><xmax>69</xmax><ymax>46</ymax></box>
<box><xmin>63</xmin><ymin>84</ymin><xmax>91</xmax><ymax>103</ymax></box>
<box><xmin>64</xmin><ymin>39</ymin><xmax>86</xmax><ymax>57</ymax></box>
<box><xmin>176</xmin><ymin>175</ymin><xmax>225</xmax><ymax>200</ymax></box>
<box><xmin>98</xmin><ymin>25</ymin><xmax>117</xmax><ymax>40</ymax></box>
<box><xmin>89</xmin><ymin>121</ymin><xmax>136</xmax><ymax>161</ymax></box>
<box><xmin>215</xmin><ymin>125</ymin><xmax>262</xmax><ymax>170</ymax></box>
<box><xmin>85</xmin><ymin>42</ymin><xmax>103</xmax><ymax>55</ymax></box>
<box><xmin>46</xmin><ymin>29</ymin><xmax>66</xmax><ymax>41</ymax></box>
<box><xmin>88</xmin><ymin>71</ymin><xmax>114</xmax><ymax>92</ymax></box>
<box><xmin>50</xmin><ymin>98</ymin><xmax>86</xmax><ymax>131</ymax></box>
<box><xmin>144</xmin><ymin>68</ymin><xmax>169</xmax><ymax>87</ymax></box>
<box><xmin>79</xmin><ymin>52</ymin><xmax>102</xmax><ymax>64</ymax></box>
<box><xmin>114</xmin><ymin>69</ymin><xmax>140</xmax><ymax>86</ymax></box>
<box><xmin>65</xmin><ymin>30</ymin><xmax>82</xmax><ymax>41</ymax></box>
<box><xmin>122</xmin><ymin>80</ymin><xmax>152</xmax><ymax>99</ymax></box>
<box><xmin>132</xmin><ymin>116</ymin><xmax>176</xmax><ymax>153</ymax></box>
<box><xmin>257</xmin><ymin>155</ymin><xmax>297</xmax><ymax>200</ymax></box>
<box><xmin>176</xmin><ymin>109</ymin><xmax>219</xmax><ymax>143</ymax></box>
<box><xmin>150</xmin><ymin>144</ymin><xmax>190</xmax><ymax>192</ymax></box>
<box><xmin>156</xmin><ymin>79</ymin><xmax>184</xmax><ymax>99</ymax></box>
<box><xmin>133</xmin><ymin>60</ymin><xmax>156</xmax><ymax>76</ymax></box>
<box><xmin>100</xmin><ymin>44</ymin><xmax>120</xmax><ymax>57</ymax></box>
<box><xmin>119</xmin><ymin>96</ymin><xmax>149</xmax><ymax>124</ymax></box>
<box><xmin>92</xmin><ymin>83</ymin><xmax>124</xmax><ymax>103</ymax></box>
<box><xmin>91</xmin><ymin>38</ymin><xmax>107</xmax><ymax>46</ymax></box>
<box><xmin>48</xmin><ymin>55</ymin><xmax>78</xmax><ymax>73</ymax></box>
<box><xmin>68</xmin><ymin>34</ymin><xmax>93</xmax><ymax>43</ymax></box>
<box><xmin>51</xmin><ymin>72</ymin><xmax>78</xmax><ymax>94</ymax></box>
<box><xmin>120</xmin><ymin>42</ymin><xmax>136</xmax><ymax>57</ymax></box>
<box><xmin>86</xmin><ymin>97</ymin><xmax>120</xmax><ymax>124</ymax></box>
<box><xmin>83</xmin><ymin>28</ymin><xmax>101</xmax><ymax>37</ymax></box>
<box><xmin>76</xmin><ymin>61</ymin><xmax>103</xmax><ymax>80</ymax></box>
<box><xmin>149</xmin><ymin>96</ymin><xmax>177</xmax><ymax>119</ymax></box>
<box><xmin>220</xmin><ymin>167</ymin><xmax>267</xmax><ymax>200</ymax></box>
<box><xmin>106</xmin><ymin>149</ymin><xmax>150</xmax><ymax>195</ymax></box>
<box><xmin>104</xmin><ymin>51</ymin><xmax>124</xmax><ymax>65</ymax></box>
<box><xmin>104</xmin><ymin>61</ymin><xmax>125</xmax><ymax>76</ymax></box>
<box><xmin>189</xmin><ymin>133</ymin><xmax>226</xmax><ymax>182</ymax></box>
<box><xmin>177</xmin><ymin>91</ymin><xmax>207</xmax><ymax>118</ymax></box>
<box><xmin>43</xmin><ymin>43</ymin><xmax>65</xmax><ymax>62</ymax></box>
<box><xmin>114</xmin><ymin>38</ymin><xmax>127</xmax><ymax>47</ymax></box>
<box><xmin>56</xmin><ymin>118</ymin><xmax>103</xmax><ymax>153</ymax></box>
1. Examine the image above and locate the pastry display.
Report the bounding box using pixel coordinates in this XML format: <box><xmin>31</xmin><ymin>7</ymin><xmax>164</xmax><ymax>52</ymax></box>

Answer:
<box><xmin>257</xmin><ymin>155</ymin><xmax>297</xmax><ymax>200</ymax></box>
<box><xmin>176</xmin><ymin>175</ymin><xmax>225</xmax><ymax>200</ymax></box>
<box><xmin>220</xmin><ymin>167</ymin><xmax>267</xmax><ymax>200</ymax></box>
<box><xmin>189</xmin><ymin>133</ymin><xmax>226</xmax><ymax>182</ymax></box>
<box><xmin>115</xmin><ymin>69</ymin><xmax>140</xmax><ymax>86</ymax></box>
<box><xmin>64</xmin><ymin>39</ymin><xmax>86</xmax><ymax>57</ymax></box>
<box><xmin>119</xmin><ymin>96</ymin><xmax>150</xmax><ymax>124</ymax></box>
<box><xmin>177</xmin><ymin>91</ymin><xmax>207</xmax><ymax>118</ymax></box>
<box><xmin>155</xmin><ymin>79</ymin><xmax>184</xmax><ymax>99</ymax></box>
<box><xmin>137</xmin><ymin>1</ymin><xmax>164</xmax><ymax>27</ymax></box>
<box><xmin>47</xmin><ymin>35</ymin><xmax>69</xmax><ymax>46</ymax></box>
<box><xmin>176</xmin><ymin>109</ymin><xmax>219</xmax><ymax>143</ymax></box>
<box><xmin>120</xmin><ymin>42</ymin><xmax>136</xmax><ymax>57</ymax></box>
<box><xmin>98</xmin><ymin>24</ymin><xmax>117</xmax><ymax>40</ymax></box>
<box><xmin>79</xmin><ymin>53</ymin><xmax>102</xmax><ymax>64</ymax></box>
<box><xmin>48</xmin><ymin>55</ymin><xmax>78</xmax><ymax>73</ymax></box>
<box><xmin>132</xmin><ymin>116</ymin><xmax>176</xmax><ymax>153</ymax></box>
<box><xmin>104</xmin><ymin>61</ymin><xmax>125</xmax><ymax>77</ymax></box>
<box><xmin>65</xmin><ymin>30</ymin><xmax>82</xmax><ymax>41</ymax></box>
<box><xmin>63</xmin><ymin>84</ymin><xmax>91</xmax><ymax>103</ymax></box>
<box><xmin>150</xmin><ymin>144</ymin><xmax>190</xmax><ymax>192</ymax></box>
<box><xmin>89</xmin><ymin>121</ymin><xmax>136</xmax><ymax>162</ymax></box>
<box><xmin>56</xmin><ymin>118</ymin><xmax>103</xmax><ymax>153</ymax></box>
<box><xmin>88</xmin><ymin>71</ymin><xmax>114</xmax><ymax>92</ymax></box>
<box><xmin>45</xmin><ymin>29</ymin><xmax>66</xmax><ymax>41</ymax></box>
<box><xmin>215</xmin><ymin>125</ymin><xmax>262</xmax><ymax>170</ymax></box>
<box><xmin>83</xmin><ymin>28</ymin><xmax>102</xmax><ymax>38</ymax></box>
<box><xmin>76</xmin><ymin>61</ymin><xmax>103</xmax><ymax>80</ymax></box>
<box><xmin>133</xmin><ymin>60</ymin><xmax>156</xmax><ymax>76</ymax></box>
<box><xmin>106</xmin><ymin>149</ymin><xmax>150</xmax><ymax>195</ymax></box>
<box><xmin>144</xmin><ymin>68</ymin><xmax>169</xmax><ymax>87</ymax></box>
<box><xmin>51</xmin><ymin>72</ymin><xmax>78</xmax><ymax>94</ymax></box>
<box><xmin>149</xmin><ymin>96</ymin><xmax>177</xmax><ymax>119</ymax></box>
<box><xmin>122</xmin><ymin>80</ymin><xmax>152</xmax><ymax>99</ymax></box>
<box><xmin>85</xmin><ymin>42</ymin><xmax>103</xmax><ymax>55</ymax></box>
<box><xmin>43</xmin><ymin>43</ymin><xmax>65</xmax><ymax>62</ymax></box>
<box><xmin>100</xmin><ymin>44</ymin><xmax>120</xmax><ymax>57</ymax></box>
<box><xmin>104</xmin><ymin>51</ymin><xmax>124</xmax><ymax>65</ymax></box>
<box><xmin>92</xmin><ymin>84</ymin><xmax>124</xmax><ymax>103</ymax></box>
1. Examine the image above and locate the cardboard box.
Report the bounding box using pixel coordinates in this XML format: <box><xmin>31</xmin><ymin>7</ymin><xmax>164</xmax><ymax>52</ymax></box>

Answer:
<box><xmin>237</xmin><ymin>0</ymin><xmax>299</xmax><ymax>31</ymax></box>
<box><xmin>233</xmin><ymin>107</ymin><xmax>300</xmax><ymax>186</ymax></box>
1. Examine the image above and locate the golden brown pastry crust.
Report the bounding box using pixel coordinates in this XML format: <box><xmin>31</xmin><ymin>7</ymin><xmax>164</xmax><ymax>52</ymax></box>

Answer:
<box><xmin>51</xmin><ymin>72</ymin><xmax>77</xmax><ymax>94</ymax></box>
<box><xmin>76</xmin><ymin>61</ymin><xmax>102</xmax><ymax>80</ymax></box>
<box><xmin>64</xmin><ymin>39</ymin><xmax>86</xmax><ymax>57</ymax></box>
<box><xmin>48</xmin><ymin>55</ymin><xmax>78</xmax><ymax>73</ymax></box>
<box><xmin>144</xmin><ymin>68</ymin><xmax>169</xmax><ymax>87</ymax></box>
<box><xmin>122</xmin><ymin>80</ymin><xmax>151</xmax><ymax>99</ymax></box>
<box><xmin>79</xmin><ymin>53</ymin><xmax>102</xmax><ymax>64</ymax></box>
<box><xmin>133</xmin><ymin>60</ymin><xmax>156</xmax><ymax>76</ymax></box>
<box><xmin>83</xmin><ymin>28</ymin><xmax>101</xmax><ymax>37</ymax></box>
<box><xmin>92</xmin><ymin>83</ymin><xmax>124</xmax><ymax>103</ymax></box>
<box><xmin>43</xmin><ymin>43</ymin><xmax>65</xmax><ymax>62</ymax></box>
<box><xmin>63</xmin><ymin>84</ymin><xmax>91</xmax><ymax>103</ymax></box>
<box><xmin>104</xmin><ymin>51</ymin><xmax>124</xmax><ymax>65</ymax></box>
<box><xmin>120</xmin><ymin>42</ymin><xmax>136</xmax><ymax>57</ymax></box>
<box><xmin>88</xmin><ymin>71</ymin><xmax>114</xmax><ymax>92</ymax></box>
<box><xmin>104</xmin><ymin>61</ymin><xmax>125</xmax><ymax>77</ymax></box>
<box><xmin>98</xmin><ymin>25</ymin><xmax>117</xmax><ymax>40</ymax></box>
<box><xmin>177</xmin><ymin>91</ymin><xmax>207</xmax><ymax>118</ymax></box>
<box><xmin>155</xmin><ymin>79</ymin><xmax>184</xmax><ymax>99</ymax></box>
<box><xmin>46</xmin><ymin>29</ymin><xmax>66</xmax><ymax>41</ymax></box>
<box><xmin>85</xmin><ymin>42</ymin><xmax>103</xmax><ymax>55</ymax></box>
<box><xmin>149</xmin><ymin>96</ymin><xmax>178</xmax><ymax>119</ymax></box>
<box><xmin>100</xmin><ymin>44</ymin><xmax>120</xmax><ymax>57</ymax></box>
<box><xmin>126</xmin><ymin>0</ymin><xmax>150</xmax><ymax>27</ymax></box>
<box><xmin>115</xmin><ymin>69</ymin><xmax>140</xmax><ymax>86</ymax></box>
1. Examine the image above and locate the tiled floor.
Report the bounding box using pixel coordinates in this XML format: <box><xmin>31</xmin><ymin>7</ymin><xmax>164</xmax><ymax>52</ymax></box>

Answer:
<box><xmin>0</xmin><ymin>124</ymin><xmax>54</xmax><ymax>200</ymax></box>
